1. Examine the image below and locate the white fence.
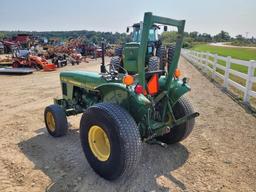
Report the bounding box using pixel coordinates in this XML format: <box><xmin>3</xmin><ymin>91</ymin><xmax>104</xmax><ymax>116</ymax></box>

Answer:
<box><xmin>181</xmin><ymin>49</ymin><xmax>256</xmax><ymax>104</ymax></box>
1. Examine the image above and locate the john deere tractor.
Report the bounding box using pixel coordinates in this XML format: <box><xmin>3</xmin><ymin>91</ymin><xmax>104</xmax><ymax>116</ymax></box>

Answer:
<box><xmin>44</xmin><ymin>12</ymin><xmax>199</xmax><ymax>180</ymax></box>
<box><xmin>113</xmin><ymin>20</ymin><xmax>173</xmax><ymax>71</ymax></box>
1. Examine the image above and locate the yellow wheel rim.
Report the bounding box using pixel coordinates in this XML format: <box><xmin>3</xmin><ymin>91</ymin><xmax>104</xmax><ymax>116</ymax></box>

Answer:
<box><xmin>46</xmin><ymin>111</ymin><xmax>56</xmax><ymax>132</ymax></box>
<box><xmin>88</xmin><ymin>125</ymin><xmax>110</xmax><ymax>161</ymax></box>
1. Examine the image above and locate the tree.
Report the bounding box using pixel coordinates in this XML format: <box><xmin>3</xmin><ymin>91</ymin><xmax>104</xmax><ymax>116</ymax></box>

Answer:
<box><xmin>197</xmin><ymin>33</ymin><xmax>212</xmax><ymax>42</ymax></box>
<box><xmin>0</xmin><ymin>32</ymin><xmax>5</xmax><ymax>40</ymax></box>
<box><xmin>236</xmin><ymin>34</ymin><xmax>245</xmax><ymax>41</ymax></box>
<box><xmin>189</xmin><ymin>31</ymin><xmax>199</xmax><ymax>39</ymax></box>
<box><xmin>160</xmin><ymin>31</ymin><xmax>177</xmax><ymax>45</ymax></box>
<box><xmin>214</xmin><ymin>30</ymin><xmax>230</xmax><ymax>42</ymax></box>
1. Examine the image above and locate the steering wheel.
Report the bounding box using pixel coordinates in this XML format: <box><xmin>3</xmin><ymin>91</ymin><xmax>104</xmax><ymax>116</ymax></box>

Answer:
<box><xmin>105</xmin><ymin>63</ymin><xmax>128</xmax><ymax>79</ymax></box>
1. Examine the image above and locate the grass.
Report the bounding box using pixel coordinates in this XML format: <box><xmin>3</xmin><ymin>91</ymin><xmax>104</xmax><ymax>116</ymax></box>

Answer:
<box><xmin>192</xmin><ymin>44</ymin><xmax>256</xmax><ymax>61</ymax></box>
<box><xmin>191</xmin><ymin>44</ymin><xmax>256</xmax><ymax>75</ymax></box>
<box><xmin>190</xmin><ymin>44</ymin><xmax>256</xmax><ymax>93</ymax></box>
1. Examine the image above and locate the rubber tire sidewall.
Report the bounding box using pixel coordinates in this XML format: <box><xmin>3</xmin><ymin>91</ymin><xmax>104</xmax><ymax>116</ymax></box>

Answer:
<box><xmin>80</xmin><ymin>103</ymin><xmax>142</xmax><ymax>180</ymax></box>
<box><xmin>156</xmin><ymin>45</ymin><xmax>167</xmax><ymax>70</ymax></box>
<box><xmin>44</xmin><ymin>104</ymin><xmax>68</xmax><ymax>137</ymax></box>
<box><xmin>167</xmin><ymin>44</ymin><xmax>176</xmax><ymax>71</ymax></box>
<box><xmin>148</xmin><ymin>56</ymin><xmax>160</xmax><ymax>71</ymax></box>
<box><xmin>157</xmin><ymin>96</ymin><xmax>195</xmax><ymax>144</ymax></box>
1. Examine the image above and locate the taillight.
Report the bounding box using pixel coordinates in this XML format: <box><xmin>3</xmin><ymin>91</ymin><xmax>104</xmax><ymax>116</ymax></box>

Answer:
<box><xmin>134</xmin><ymin>84</ymin><xmax>144</xmax><ymax>94</ymax></box>
<box><xmin>123</xmin><ymin>75</ymin><xmax>134</xmax><ymax>86</ymax></box>
<box><xmin>174</xmin><ymin>69</ymin><xmax>181</xmax><ymax>78</ymax></box>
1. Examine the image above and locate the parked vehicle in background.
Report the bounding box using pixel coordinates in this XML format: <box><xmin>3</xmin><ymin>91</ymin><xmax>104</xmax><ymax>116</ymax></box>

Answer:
<box><xmin>12</xmin><ymin>49</ymin><xmax>56</xmax><ymax>71</ymax></box>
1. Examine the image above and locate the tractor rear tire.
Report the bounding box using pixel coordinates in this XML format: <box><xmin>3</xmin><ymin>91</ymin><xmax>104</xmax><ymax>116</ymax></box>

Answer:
<box><xmin>110</xmin><ymin>56</ymin><xmax>121</xmax><ymax>71</ymax></box>
<box><xmin>80</xmin><ymin>103</ymin><xmax>142</xmax><ymax>180</ymax></box>
<box><xmin>148</xmin><ymin>56</ymin><xmax>160</xmax><ymax>71</ymax></box>
<box><xmin>44</xmin><ymin>104</ymin><xmax>68</xmax><ymax>137</ymax></box>
<box><xmin>156</xmin><ymin>45</ymin><xmax>167</xmax><ymax>70</ymax></box>
<box><xmin>167</xmin><ymin>44</ymin><xmax>176</xmax><ymax>70</ymax></box>
<box><xmin>114</xmin><ymin>47</ymin><xmax>123</xmax><ymax>57</ymax></box>
<box><xmin>157</xmin><ymin>96</ymin><xmax>195</xmax><ymax>144</ymax></box>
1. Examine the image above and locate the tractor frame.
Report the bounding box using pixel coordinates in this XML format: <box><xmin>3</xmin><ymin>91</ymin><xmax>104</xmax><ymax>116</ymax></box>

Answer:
<box><xmin>45</xmin><ymin>12</ymin><xmax>199</xmax><ymax>180</ymax></box>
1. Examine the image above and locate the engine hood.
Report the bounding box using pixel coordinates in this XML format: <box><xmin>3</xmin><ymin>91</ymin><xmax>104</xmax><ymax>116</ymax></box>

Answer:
<box><xmin>60</xmin><ymin>71</ymin><xmax>107</xmax><ymax>90</ymax></box>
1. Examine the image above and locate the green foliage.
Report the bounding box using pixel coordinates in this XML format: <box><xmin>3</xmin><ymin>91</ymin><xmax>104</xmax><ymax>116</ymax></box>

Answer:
<box><xmin>188</xmin><ymin>31</ymin><xmax>212</xmax><ymax>42</ymax></box>
<box><xmin>0</xmin><ymin>30</ymin><xmax>131</xmax><ymax>45</ymax></box>
<box><xmin>230</xmin><ymin>35</ymin><xmax>256</xmax><ymax>47</ymax></box>
<box><xmin>1</xmin><ymin>28</ymin><xmax>255</xmax><ymax>48</ymax></box>
<box><xmin>214</xmin><ymin>30</ymin><xmax>231</xmax><ymax>42</ymax></box>
<box><xmin>183</xmin><ymin>37</ymin><xmax>194</xmax><ymax>48</ymax></box>
<box><xmin>0</xmin><ymin>32</ymin><xmax>6</xmax><ymax>40</ymax></box>
<box><xmin>160</xmin><ymin>31</ymin><xmax>177</xmax><ymax>45</ymax></box>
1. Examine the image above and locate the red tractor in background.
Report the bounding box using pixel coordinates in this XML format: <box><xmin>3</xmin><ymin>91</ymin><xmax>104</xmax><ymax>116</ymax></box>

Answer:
<box><xmin>12</xmin><ymin>49</ymin><xmax>55</xmax><ymax>71</ymax></box>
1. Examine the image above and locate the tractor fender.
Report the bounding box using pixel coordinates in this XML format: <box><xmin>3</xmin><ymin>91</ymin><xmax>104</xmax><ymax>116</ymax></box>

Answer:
<box><xmin>168</xmin><ymin>79</ymin><xmax>191</xmax><ymax>106</ymax></box>
<box><xmin>95</xmin><ymin>83</ymin><xmax>151</xmax><ymax>123</ymax></box>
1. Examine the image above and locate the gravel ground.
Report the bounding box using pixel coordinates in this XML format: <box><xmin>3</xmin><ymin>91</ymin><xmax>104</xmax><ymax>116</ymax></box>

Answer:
<box><xmin>0</xmin><ymin>57</ymin><xmax>255</xmax><ymax>192</ymax></box>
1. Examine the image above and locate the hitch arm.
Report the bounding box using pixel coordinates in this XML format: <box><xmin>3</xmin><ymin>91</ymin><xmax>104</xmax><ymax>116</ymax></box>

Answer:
<box><xmin>171</xmin><ymin>112</ymin><xmax>199</xmax><ymax>128</ymax></box>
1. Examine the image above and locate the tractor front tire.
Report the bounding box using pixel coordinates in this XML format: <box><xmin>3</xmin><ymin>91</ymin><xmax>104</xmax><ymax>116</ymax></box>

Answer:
<box><xmin>110</xmin><ymin>56</ymin><xmax>121</xmax><ymax>71</ymax></box>
<box><xmin>114</xmin><ymin>47</ymin><xmax>123</xmax><ymax>57</ymax></box>
<box><xmin>148</xmin><ymin>56</ymin><xmax>160</xmax><ymax>71</ymax></box>
<box><xmin>156</xmin><ymin>45</ymin><xmax>167</xmax><ymax>70</ymax></box>
<box><xmin>167</xmin><ymin>44</ymin><xmax>176</xmax><ymax>70</ymax></box>
<box><xmin>157</xmin><ymin>96</ymin><xmax>195</xmax><ymax>144</ymax></box>
<box><xmin>80</xmin><ymin>103</ymin><xmax>142</xmax><ymax>180</ymax></box>
<box><xmin>44</xmin><ymin>104</ymin><xmax>68</xmax><ymax>137</ymax></box>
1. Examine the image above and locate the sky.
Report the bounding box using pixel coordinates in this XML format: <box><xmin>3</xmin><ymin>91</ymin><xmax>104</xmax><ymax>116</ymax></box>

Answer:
<box><xmin>0</xmin><ymin>0</ymin><xmax>255</xmax><ymax>37</ymax></box>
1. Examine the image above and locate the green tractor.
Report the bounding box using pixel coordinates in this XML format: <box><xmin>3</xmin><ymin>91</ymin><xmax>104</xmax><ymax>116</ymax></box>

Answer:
<box><xmin>113</xmin><ymin>20</ymin><xmax>173</xmax><ymax>71</ymax></box>
<box><xmin>44</xmin><ymin>12</ymin><xmax>199</xmax><ymax>180</ymax></box>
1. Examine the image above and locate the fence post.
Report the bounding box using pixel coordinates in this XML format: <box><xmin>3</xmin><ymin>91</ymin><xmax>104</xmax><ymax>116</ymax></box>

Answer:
<box><xmin>196</xmin><ymin>51</ymin><xmax>199</xmax><ymax>64</ymax></box>
<box><xmin>199</xmin><ymin>52</ymin><xmax>203</xmax><ymax>67</ymax></box>
<box><xmin>191</xmin><ymin>50</ymin><xmax>194</xmax><ymax>63</ymax></box>
<box><xmin>188</xmin><ymin>50</ymin><xmax>192</xmax><ymax>62</ymax></box>
<box><xmin>243</xmin><ymin>60</ymin><xmax>255</xmax><ymax>103</ymax></box>
<box><xmin>212</xmin><ymin>54</ymin><xmax>217</xmax><ymax>79</ymax></box>
<box><xmin>206</xmin><ymin>52</ymin><xmax>209</xmax><ymax>67</ymax></box>
<box><xmin>223</xmin><ymin>56</ymin><xmax>231</xmax><ymax>89</ymax></box>
<box><xmin>202</xmin><ymin>52</ymin><xmax>208</xmax><ymax>73</ymax></box>
<box><xmin>193</xmin><ymin>51</ymin><xmax>197</xmax><ymax>64</ymax></box>
<box><xmin>201</xmin><ymin>52</ymin><xmax>204</xmax><ymax>66</ymax></box>
<box><xmin>198</xmin><ymin>52</ymin><xmax>201</xmax><ymax>65</ymax></box>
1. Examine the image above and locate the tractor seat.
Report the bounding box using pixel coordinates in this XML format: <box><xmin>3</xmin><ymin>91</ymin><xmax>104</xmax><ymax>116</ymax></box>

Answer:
<box><xmin>145</xmin><ymin>70</ymin><xmax>165</xmax><ymax>79</ymax></box>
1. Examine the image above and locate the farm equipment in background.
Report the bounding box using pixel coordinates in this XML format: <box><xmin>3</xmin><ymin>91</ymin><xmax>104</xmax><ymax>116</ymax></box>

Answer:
<box><xmin>44</xmin><ymin>12</ymin><xmax>199</xmax><ymax>180</ymax></box>
<box><xmin>12</xmin><ymin>49</ymin><xmax>56</xmax><ymax>71</ymax></box>
<box><xmin>0</xmin><ymin>54</ymin><xmax>12</xmax><ymax>65</ymax></box>
<box><xmin>51</xmin><ymin>53</ymin><xmax>68</xmax><ymax>68</ymax></box>
<box><xmin>69</xmin><ymin>52</ymin><xmax>82</xmax><ymax>64</ymax></box>
<box><xmin>0</xmin><ymin>40</ymin><xmax>18</xmax><ymax>54</ymax></box>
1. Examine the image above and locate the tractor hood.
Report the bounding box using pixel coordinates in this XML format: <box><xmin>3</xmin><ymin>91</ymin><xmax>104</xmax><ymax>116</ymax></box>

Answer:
<box><xmin>60</xmin><ymin>71</ymin><xmax>107</xmax><ymax>90</ymax></box>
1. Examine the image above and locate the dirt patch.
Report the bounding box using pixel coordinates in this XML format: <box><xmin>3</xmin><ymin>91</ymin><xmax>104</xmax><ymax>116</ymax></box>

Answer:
<box><xmin>0</xmin><ymin>57</ymin><xmax>255</xmax><ymax>192</ymax></box>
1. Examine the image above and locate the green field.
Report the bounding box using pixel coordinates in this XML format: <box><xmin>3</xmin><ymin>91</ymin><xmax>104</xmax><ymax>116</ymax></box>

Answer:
<box><xmin>190</xmin><ymin>44</ymin><xmax>256</xmax><ymax>92</ymax></box>
<box><xmin>191</xmin><ymin>44</ymin><xmax>256</xmax><ymax>74</ymax></box>
<box><xmin>192</xmin><ymin>44</ymin><xmax>256</xmax><ymax>61</ymax></box>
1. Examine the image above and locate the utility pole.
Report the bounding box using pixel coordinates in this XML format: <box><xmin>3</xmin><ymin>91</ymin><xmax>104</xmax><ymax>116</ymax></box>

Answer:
<box><xmin>245</xmin><ymin>32</ymin><xmax>249</xmax><ymax>39</ymax></box>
